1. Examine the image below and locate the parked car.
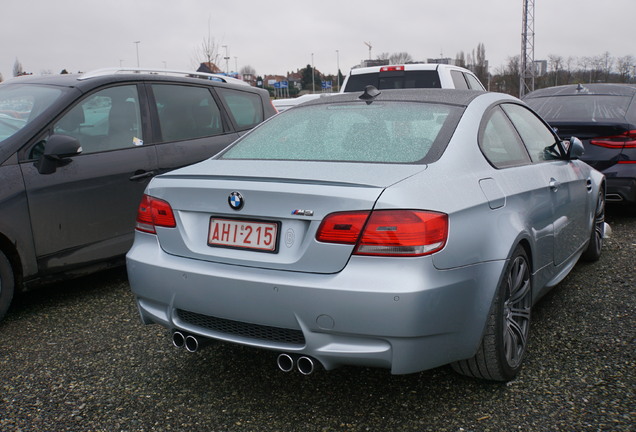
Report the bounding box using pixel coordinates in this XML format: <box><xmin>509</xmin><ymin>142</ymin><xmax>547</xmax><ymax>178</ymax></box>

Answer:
<box><xmin>127</xmin><ymin>87</ymin><xmax>606</xmax><ymax>381</ymax></box>
<box><xmin>523</xmin><ymin>83</ymin><xmax>636</xmax><ymax>206</ymax></box>
<box><xmin>272</xmin><ymin>63</ymin><xmax>485</xmax><ymax>111</ymax></box>
<box><xmin>0</xmin><ymin>67</ymin><xmax>276</xmax><ymax>321</ymax></box>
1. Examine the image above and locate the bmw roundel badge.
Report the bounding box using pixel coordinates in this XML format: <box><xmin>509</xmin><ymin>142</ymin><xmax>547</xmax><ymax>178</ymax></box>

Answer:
<box><xmin>228</xmin><ymin>191</ymin><xmax>244</xmax><ymax>210</ymax></box>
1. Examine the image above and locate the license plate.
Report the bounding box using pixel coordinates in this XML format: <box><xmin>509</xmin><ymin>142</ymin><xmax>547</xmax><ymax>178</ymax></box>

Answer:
<box><xmin>208</xmin><ymin>218</ymin><xmax>278</xmax><ymax>252</ymax></box>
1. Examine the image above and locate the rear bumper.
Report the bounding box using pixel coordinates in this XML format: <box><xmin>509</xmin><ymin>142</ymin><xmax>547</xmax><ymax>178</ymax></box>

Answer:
<box><xmin>605</xmin><ymin>176</ymin><xmax>636</xmax><ymax>204</ymax></box>
<box><xmin>126</xmin><ymin>232</ymin><xmax>506</xmax><ymax>374</ymax></box>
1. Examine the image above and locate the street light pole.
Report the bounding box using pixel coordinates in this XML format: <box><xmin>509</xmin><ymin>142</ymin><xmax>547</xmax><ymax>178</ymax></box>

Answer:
<box><xmin>222</xmin><ymin>45</ymin><xmax>230</xmax><ymax>75</ymax></box>
<box><xmin>336</xmin><ymin>50</ymin><xmax>340</xmax><ymax>92</ymax></box>
<box><xmin>311</xmin><ymin>53</ymin><xmax>315</xmax><ymax>94</ymax></box>
<box><xmin>134</xmin><ymin>41</ymin><xmax>141</xmax><ymax>67</ymax></box>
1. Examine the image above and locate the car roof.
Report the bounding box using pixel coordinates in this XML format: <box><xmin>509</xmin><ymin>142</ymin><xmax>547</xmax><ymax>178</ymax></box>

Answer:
<box><xmin>2</xmin><ymin>68</ymin><xmax>255</xmax><ymax>92</ymax></box>
<box><xmin>348</xmin><ymin>63</ymin><xmax>475</xmax><ymax>75</ymax></box>
<box><xmin>298</xmin><ymin>87</ymin><xmax>487</xmax><ymax>108</ymax></box>
<box><xmin>524</xmin><ymin>83</ymin><xmax>636</xmax><ymax>99</ymax></box>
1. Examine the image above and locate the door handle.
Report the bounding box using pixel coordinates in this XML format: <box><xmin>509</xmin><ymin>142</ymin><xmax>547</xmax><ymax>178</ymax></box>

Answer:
<box><xmin>549</xmin><ymin>178</ymin><xmax>560</xmax><ymax>192</ymax></box>
<box><xmin>129</xmin><ymin>170</ymin><xmax>155</xmax><ymax>181</ymax></box>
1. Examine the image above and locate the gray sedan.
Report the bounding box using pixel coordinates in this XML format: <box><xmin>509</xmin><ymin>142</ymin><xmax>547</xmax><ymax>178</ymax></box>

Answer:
<box><xmin>126</xmin><ymin>87</ymin><xmax>607</xmax><ymax>381</ymax></box>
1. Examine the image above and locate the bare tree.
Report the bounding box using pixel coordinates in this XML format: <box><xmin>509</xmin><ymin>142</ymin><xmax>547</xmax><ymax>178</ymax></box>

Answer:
<box><xmin>13</xmin><ymin>58</ymin><xmax>24</xmax><ymax>77</ymax></box>
<box><xmin>548</xmin><ymin>54</ymin><xmax>563</xmax><ymax>85</ymax></box>
<box><xmin>240</xmin><ymin>65</ymin><xmax>256</xmax><ymax>76</ymax></box>
<box><xmin>389</xmin><ymin>52</ymin><xmax>413</xmax><ymax>64</ymax></box>
<box><xmin>455</xmin><ymin>51</ymin><xmax>466</xmax><ymax>68</ymax></box>
<box><xmin>616</xmin><ymin>55</ymin><xmax>634</xmax><ymax>82</ymax></box>
<box><xmin>191</xmin><ymin>17</ymin><xmax>221</xmax><ymax>70</ymax></box>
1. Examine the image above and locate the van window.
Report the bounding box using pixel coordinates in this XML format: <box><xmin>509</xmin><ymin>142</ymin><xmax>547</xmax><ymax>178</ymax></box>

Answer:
<box><xmin>153</xmin><ymin>84</ymin><xmax>224</xmax><ymax>142</ymax></box>
<box><xmin>216</xmin><ymin>88</ymin><xmax>264</xmax><ymax>131</ymax></box>
<box><xmin>450</xmin><ymin>71</ymin><xmax>469</xmax><ymax>89</ymax></box>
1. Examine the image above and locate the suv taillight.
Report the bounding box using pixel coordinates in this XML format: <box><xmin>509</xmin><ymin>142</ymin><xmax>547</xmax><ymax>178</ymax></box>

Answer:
<box><xmin>135</xmin><ymin>194</ymin><xmax>176</xmax><ymax>234</ymax></box>
<box><xmin>589</xmin><ymin>130</ymin><xmax>636</xmax><ymax>149</ymax></box>
<box><xmin>316</xmin><ymin>210</ymin><xmax>448</xmax><ymax>257</ymax></box>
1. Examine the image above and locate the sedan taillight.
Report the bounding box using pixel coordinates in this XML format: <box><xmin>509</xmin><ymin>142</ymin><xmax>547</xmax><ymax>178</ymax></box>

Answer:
<box><xmin>589</xmin><ymin>130</ymin><xmax>636</xmax><ymax>149</ymax></box>
<box><xmin>316</xmin><ymin>210</ymin><xmax>448</xmax><ymax>257</ymax></box>
<box><xmin>135</xmin><ymin>194</ymin><xmax>176</xmax><ymax>234</ymax></box>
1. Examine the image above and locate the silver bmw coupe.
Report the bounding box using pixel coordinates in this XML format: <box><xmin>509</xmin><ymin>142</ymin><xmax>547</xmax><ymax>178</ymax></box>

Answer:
<box><xmin>126</xmin><ymin>87</ymin><xmax>607</xmax><ymax>381</ymax></box>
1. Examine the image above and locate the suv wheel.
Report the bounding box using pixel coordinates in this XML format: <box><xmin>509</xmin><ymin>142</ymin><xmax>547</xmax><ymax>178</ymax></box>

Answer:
<box><xmin>0</xmin><ymin>250</ymin><xmax>15</xmax><ymax>321</ymax></box>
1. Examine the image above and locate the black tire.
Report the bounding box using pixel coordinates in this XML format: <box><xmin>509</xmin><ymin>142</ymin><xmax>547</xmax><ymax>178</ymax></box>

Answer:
<box><xmin>0</xmin><ymin>250</ymin><xmax>15</xmax><ymax>321</ymax></box>
<box><xmin>452</xmin><ymin>245</ymin><xmax>532</xmax><ymax>381</ymax></box>
<box><xmin>581</xmin><ymin>189</ymin><xmax>605</xmax><ymax>262</ymax></box>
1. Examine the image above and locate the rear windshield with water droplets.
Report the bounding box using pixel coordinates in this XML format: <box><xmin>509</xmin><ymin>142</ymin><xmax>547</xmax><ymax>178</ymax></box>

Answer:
<box><xmin>221</xmin><ymin>102</ymin><xmax>463</xmax><ymax>164</ymax></box>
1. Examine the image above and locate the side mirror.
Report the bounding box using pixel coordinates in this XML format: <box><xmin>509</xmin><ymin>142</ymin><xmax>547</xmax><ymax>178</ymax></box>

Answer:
<box><xmin>566</xmin><ymin>136</ymin><xmax>585</xmax><ymax>160</ymax></box>
<box><xmin>35</xmin><ymin>134</ymin><xmax>82</xmax><ymax>174</ymax></box>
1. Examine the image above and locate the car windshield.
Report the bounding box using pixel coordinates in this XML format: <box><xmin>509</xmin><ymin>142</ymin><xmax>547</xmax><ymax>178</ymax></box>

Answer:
<box><xmin>0</xmin><ymin>84</ymin><xmax>63</xmax><ymax>144</ymax></box>
<box><xmin>221</xmin><ymin>101</ymin><xmax>462</xmax><ymax>164</ymax></box>
<box><xmin>344</xmin><ymin>71</ymin><xmax>441</xmax><ymax>92</ymax></box>
<box><xmin>525</xmin><ymin>95</ymin><xmax>631</xmax><ymax>122</ymax></box>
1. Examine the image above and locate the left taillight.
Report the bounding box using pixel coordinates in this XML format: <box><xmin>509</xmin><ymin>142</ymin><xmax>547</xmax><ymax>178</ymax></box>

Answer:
<box><xmin>135</xmin><ymin>194</ymin><xmax>176</xmax><ymax>234</ymax></box>
<box><xmin>590</xmin><ymin>130</ymin><xmax>636</xmax><ymax>149</ymax></box>
<box><xmin>316</xmin><ymin>209</ymin><xmax>448</xmax><ymax>257</ymax></box>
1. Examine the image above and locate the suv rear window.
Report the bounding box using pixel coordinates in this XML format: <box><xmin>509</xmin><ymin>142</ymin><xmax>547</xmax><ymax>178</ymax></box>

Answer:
<box><xmin>344</xmin><ymin>71</ymin><xmax>441</xmax><ymax>92</ymax></box>
<box><xmin>222</xmin><ymin>101</ymin><xmax>462</xmax><ymax>164</ymax></box>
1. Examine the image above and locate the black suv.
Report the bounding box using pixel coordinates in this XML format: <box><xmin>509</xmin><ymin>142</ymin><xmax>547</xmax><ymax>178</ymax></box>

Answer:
<box><xmin>0</xmin><ymin>68</ymin><xmax>276</xmax><ymax>320</ymax></box>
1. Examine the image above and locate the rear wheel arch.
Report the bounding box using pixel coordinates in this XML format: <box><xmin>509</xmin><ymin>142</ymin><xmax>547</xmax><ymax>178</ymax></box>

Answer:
<box><xmin>451</xmin><ymin>241</ymin><xmax>533</xmax><ymax>381</ymax></box>
<box><xmin>0</xmin><ymin>233</ymin><xmax>23</xmax><ymax>289</ymax></box>
<box><xmin>0</xmin><ymin>236</ymin><xmax>19</xmax><ymax>321</ymax></box>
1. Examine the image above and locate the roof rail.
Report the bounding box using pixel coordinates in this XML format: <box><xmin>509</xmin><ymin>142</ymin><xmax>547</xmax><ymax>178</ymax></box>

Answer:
<box><xmin>78</xmin><ymin>67</ymin><xmax>249</xmax><ymax>86</ymax></box>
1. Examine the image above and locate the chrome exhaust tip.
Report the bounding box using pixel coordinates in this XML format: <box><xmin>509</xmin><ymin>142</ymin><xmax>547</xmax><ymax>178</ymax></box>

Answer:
<box><xmin>276</xmin><ymin>353</ymin><xmax>295</xmax><ymax>372</ymax></box>
<box><xmin>184</xmin><ymin>335</ymin><xmax>200</xmax><ymax>353</ymax></box>
<box><xmin>297</xmin><ymin>356</ymin><xmax>316</xmax><ymax>375</ymax></box>
<box><xmin>172</xmin><ymin>331</ymin><xmax>186</xmax><ymax>348</ymax></box>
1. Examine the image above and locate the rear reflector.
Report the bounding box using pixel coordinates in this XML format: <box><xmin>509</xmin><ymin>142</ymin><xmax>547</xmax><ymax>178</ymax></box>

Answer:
<box><xmin>316</xmin><ymin>209</ymin><xmax>448</xmax><ymax>257</ymax></box>
<box><xmin>135</xmin><ymin>194</ymin><xmax>176</xmax><ymax>234</ymax></box>
<box><xmin>590</xmin><ymin>130</ymin><xmax>636</xmax><ymax>149</ymax></box>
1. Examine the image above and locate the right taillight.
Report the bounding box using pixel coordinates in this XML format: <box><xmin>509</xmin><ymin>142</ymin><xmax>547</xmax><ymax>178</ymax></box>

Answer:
<box><xmin>135</xmin><ymin>194</ymin><xmax>176</xmax><ymax>234</ymax></box>
<box><xmin>589</xmin><ymin>130</ymin><xmax>636</xmax><ymax>149</ymax></box>
<box><xmin>316</xmin><ymin>209</ymin><xmax>448</xmax><ymax>257</ymax></box>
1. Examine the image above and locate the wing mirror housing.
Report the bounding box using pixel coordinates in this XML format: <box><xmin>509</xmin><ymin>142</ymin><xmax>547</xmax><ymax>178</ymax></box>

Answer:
<box><xmin>35</xmin><ymin>134</ymin><xmax>82</xmax><ymax>174</ymax></box>
<box><xmin>566</xmin><ymin>136</ymin><xmax>585</xmax><ymax>160</ymax></box>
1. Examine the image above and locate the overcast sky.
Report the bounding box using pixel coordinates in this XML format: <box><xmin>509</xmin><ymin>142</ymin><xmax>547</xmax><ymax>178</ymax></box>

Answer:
<box><xmin>1</xmin><ymin>0</ymin><xmax>634</xmax><ymax>81</ymax></box>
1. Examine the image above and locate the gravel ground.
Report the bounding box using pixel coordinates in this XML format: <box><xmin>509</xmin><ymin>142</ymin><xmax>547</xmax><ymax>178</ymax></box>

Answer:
<box><xmin>0</xmin><ymin>208</ymin><xmax>634</xmax><ymax>432</ymax></box>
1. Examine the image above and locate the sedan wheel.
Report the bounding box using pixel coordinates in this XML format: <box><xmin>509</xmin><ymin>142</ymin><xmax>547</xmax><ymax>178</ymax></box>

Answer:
<box><xmin>452</xmin><ymin>245</ymin><xmax>531</xmax><ymax>381</ymax></box>
<box><xmin>582</xmin><ymin>189</ymin><xmax>605</xmax><ymax>262</ymax></box>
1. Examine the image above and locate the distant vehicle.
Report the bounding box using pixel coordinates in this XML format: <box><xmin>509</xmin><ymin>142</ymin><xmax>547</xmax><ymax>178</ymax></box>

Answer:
<box><xmin>0</xmin><ymin>67</ymin><xmax>276</xmax><ymax>321</ymax></box>
<box><xmin>272</xmin><ymin>63</ymin><xmax>485</xmax><ymax>111</ymax></box>
<box><xmin>127</xmin><ymin>86</ymin><xmax>606</xmax><ymax>382</ymax></box>
<box><xmin>523</xmin><ymin>83</ymin><xmax>636</xmax><ymax>206</ymax></box>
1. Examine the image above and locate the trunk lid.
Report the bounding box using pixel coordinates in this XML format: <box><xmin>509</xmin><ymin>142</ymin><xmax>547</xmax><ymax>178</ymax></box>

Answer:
<box><xmin>149</xmin><ymin>159</ymin><xmax>426</xmax><ymax>274</ymax></box>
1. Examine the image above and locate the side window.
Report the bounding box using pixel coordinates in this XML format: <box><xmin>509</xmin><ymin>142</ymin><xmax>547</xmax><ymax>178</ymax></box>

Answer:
<box><xmin>501</xmin><ymin>104</ymin><xmax>558</xmax><ymax>162</ymax></box>
<box><xmin>479</xmin><ymin>106</ymin><xmax>531</xmax><ymax>168</ymax></box>
<box><xmin>465</xmin><ymin>73</ymin><xmax>485</xmax><ymax>90</ymax></box>
<box><xmin>216</xmin><ymin>88</ymin><xmax>263</xmax><ymax>130</ymax></box>
<box><xmin>53</xmin><ymin>85</ymin><xmax>142</xmax><ymax>154</ymax></box>
<box><xmin>152</xmin><ymin>84</ymin><xmax>224</xmax><ymax>142</ymax></box>
<box><xmin>450</xmin><ymin>70</ymin><xmax>469</xmax><ymax>89</ymax></box>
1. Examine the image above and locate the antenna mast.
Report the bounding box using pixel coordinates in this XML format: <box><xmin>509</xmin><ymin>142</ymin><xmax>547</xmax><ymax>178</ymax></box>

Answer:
<box><xmin>519</xmin><ymin>0</ymin><xmax>535</xmax><ymax>97</ymax></box>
